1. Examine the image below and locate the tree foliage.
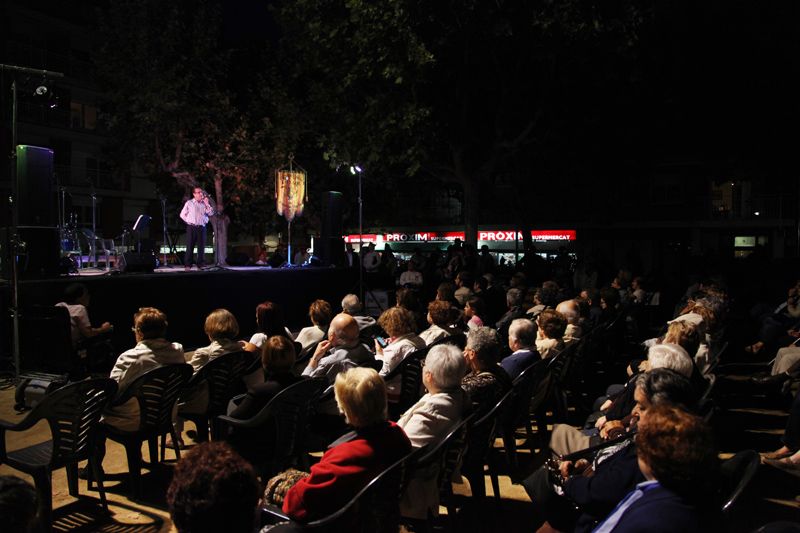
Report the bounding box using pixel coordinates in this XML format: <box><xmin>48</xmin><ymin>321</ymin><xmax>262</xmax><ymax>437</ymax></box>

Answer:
<box><xmin>274</xmin><ymin>0</ymin><xmax>650</xmax><ymax>244</ymax></box>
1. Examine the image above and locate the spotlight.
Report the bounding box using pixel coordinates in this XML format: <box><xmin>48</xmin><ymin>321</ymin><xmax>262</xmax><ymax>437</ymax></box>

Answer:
<box><xmin>754</xmin><ymin>211</ymin><xmax>760</xmax><ymax>216</ymax></box>
<box><xmin>34</xmin><ymin>85</ymin><xmax>48</xmax><ymax>96</ymax></box>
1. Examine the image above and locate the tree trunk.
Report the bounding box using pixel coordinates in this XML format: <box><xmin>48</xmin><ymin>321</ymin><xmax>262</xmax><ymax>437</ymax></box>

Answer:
<box><xmin>212</xmin><ymin>175</ymin><xmax>229</xmax><ymax>265</ymax></box>
<box><xmin>462</xmin><ymin>177</ymin><xmax>479</xmax><ymax>249</ymax></box>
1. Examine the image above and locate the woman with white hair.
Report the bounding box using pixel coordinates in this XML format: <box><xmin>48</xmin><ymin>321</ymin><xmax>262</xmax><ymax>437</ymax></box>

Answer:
<box><xmin>398</xmin><ymin>344</ymin><xmax>469</xmax><ymax>520</ymax></box>
<box><xmin>397</xmin><ymin>344</ymin><xmax>468</xmax><ymax>448</ymax></box>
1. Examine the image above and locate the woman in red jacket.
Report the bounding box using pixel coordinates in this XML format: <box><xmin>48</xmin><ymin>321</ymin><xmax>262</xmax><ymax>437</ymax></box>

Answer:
<box><xmin>282</xmin><ymin>367</ymin><xmax>412</xmax><ymax>522</ymax></box>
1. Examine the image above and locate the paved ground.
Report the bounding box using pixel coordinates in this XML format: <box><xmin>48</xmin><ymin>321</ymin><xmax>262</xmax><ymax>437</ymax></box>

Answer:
<box><xmin>0</xmin><ymin>368</ymin><xmax>798</xmax><ymax>532</ymax></box>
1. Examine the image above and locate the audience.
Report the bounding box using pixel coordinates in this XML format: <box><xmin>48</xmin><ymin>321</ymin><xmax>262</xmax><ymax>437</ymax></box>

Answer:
<box><xmin>535</xmin><ymin>309</ymin><xmax>567</xmax><ymax>360</ymax></box>
<box><xmin>398</xmin><ymin>344</ymin><xmax>469</xmax><ymax>519</ymax></box>
<box><xmin>55</xmin><ymin>282</ymin><xmax>113</xmax><ymax>348</ymax></box>
<box><xmin>104</xmin><ymin>307</ymin><xmax>185</xmax><ymax>431</ymax></box>
<box><xmin>276</xmin><ymin>367</ymin><xmax>412</xmax><ymax>523</ymax></box>
<box><xmin>341</xmin><ymin>293</ymin><xmax>377</xmax><ymax>330</ymax></box>
<box><xmin>375</xmin><ymin>306</ymin><xmax>427</xmax><ymax>400</ymax></box>
<box><xmin>496</xmin><ymin>287</ymin><xmax>527</xmax><ymax>341</ymax></box>
<box><xmin>294</xmin><ymin>299</ymin><xmax>333</xmax><ymax>349</ymax></box>
<box><xmin>462</xmin><ymin>327</ymin><xmax>512</xmax><ymax>413</ymax></box>
<box><xmin>245</xmin><ymin>301</ymin><xmax>292</xmax><ymax>351</ymax></box>
<box><xmin>592</xmin><ymin>404</ymin><xmax>717</xmax><ymax>532</ymax></box>
<box><xmin>464</xmin><ymin>296</ymin><xmax>486</xmax><ymax>331</ymax></box>
<box><xmin>501</xmin><ymin>318</ymin><xmax>540</xmax><ymax>380</ymax></box>
<box><xmin>0</xmin><ymin>475</ymin><xmax>37</xmax><ymax>533</ymax></box>
<box><xmin>167</xmin><ymin>442</ymin><xmax>260</xmax><ymax>533</ymax></box>
<box><xmin>419</xmin><ymin>300</ymin><xmax>459</xmax><ymax>345</ymax></box>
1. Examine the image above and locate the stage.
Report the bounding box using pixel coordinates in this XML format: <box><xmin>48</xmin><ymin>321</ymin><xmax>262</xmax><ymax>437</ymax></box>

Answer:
<box><xmin>0</xmin><ymin>265</ymin><xmax>360</xmax><ymax>372</ymax></box>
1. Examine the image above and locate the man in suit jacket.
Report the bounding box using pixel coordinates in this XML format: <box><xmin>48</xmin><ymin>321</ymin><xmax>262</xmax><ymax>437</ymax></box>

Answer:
<box><xmin>501</xmin><ymin>318</ymin><xmax>540</xmax><ymax>380</ymax></box>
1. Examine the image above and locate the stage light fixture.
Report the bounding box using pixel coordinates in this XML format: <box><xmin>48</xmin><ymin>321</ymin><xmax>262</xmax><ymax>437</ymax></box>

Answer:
<box><xmin>34</xmin><ymin>84</ymin><xmax>48</xmax><ymax>96</ymax></box>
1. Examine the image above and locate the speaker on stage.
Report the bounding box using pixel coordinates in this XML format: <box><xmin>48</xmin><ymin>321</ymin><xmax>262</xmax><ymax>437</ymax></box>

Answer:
<box><xmin>317</xmin><ymin>191</ymin><xmax>344</xmax><ymax>266</ymax></box>
<box><xmin>119</xmin><ymin>251</ymin><xmax>157</xmax><ymax>273</ymax></box>
<box><xmin>17</xmin><ymin>145</ymin><xmax>55</xmax><ymax>227</ymax></box>
<box><xmin>0</xmin><ymin>226</ymin><xmax>61</xmax><ymax>279</ymax></box>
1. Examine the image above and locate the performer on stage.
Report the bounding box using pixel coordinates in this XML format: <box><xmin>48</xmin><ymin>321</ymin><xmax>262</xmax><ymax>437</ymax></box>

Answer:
<box><xmin>180</xmin><ymin>187</ymin><xmax>214</xmax><ymax>270</ymax></box>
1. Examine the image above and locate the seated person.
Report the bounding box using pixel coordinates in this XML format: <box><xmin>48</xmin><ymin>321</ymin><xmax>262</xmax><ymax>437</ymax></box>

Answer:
<box><xmin>464</xmin><ymin>296</ymin><xmax>486</xmax><ymax>331</ymax></box>
<box><xmin>398</xmin><ymin>344</ymin><xmax>468</xmax><ymax>519</ymax></box>
<box><xmin>167</xmin><ymin>442</ymin><xmax>260</xmax><ymax>533</ymax></box>
<box><xmin>592</xmin><ymin>404</ymin><xmax>717</xmax><ymax>532</ymax></box>
<box><xmin>375</xmin><ymin>307</ymin><xmax>426</xmax><ymax>401</ymax></box>
<box><xmin>501</xmin><ymin>317</ymin><xmax>540</xmax><ymax>380</ymax></box>
<box><xmin>294</xmin><ymin>299</ymin><xmax>333</xmax><ymax>349</ymax></box>
<box><xmin>396</xmin><ymin>288</ymin><xmax>427</xmax><ymax>333</ymax></box>
<box><xmin>302</xmin><ymin>313</ymin><xmax>374</xmax><ymax>414</ymax></box>
<box><xmin>461</xmin><ymin>327</ymin><xmax>512</xmax><ymax>414</ymax></box>
<box><xmin>762</xmin><ymin>387</ymin><xmax>800</xmax><ymax>469</ymax></box>
<box><xmin>178</xmin><ymin>309</ymin><xmax>244</xmax><ymax>441</ymax></box>
<box><xmin>278</xmin><ymin>367</ymin><xmax>412</xmax><ymax>523</ymax></box>
<box><xmin>495</xmin><ymin>288</ymin><xmax>527</xmax><ymax>342</ymax></box>
<box><xmin>341</xmin><ymin>293</ymin><xmax>377</xmax><ymax>331</ymax></box>
<box><xmin>0</xmin><ymin>475</ymin><xmax>37</xmax><ymax>533</ymax></box>
<box><xmin>560</xmin><ymin>343</ymin><xmax>694</xmax><ymax>456</ymax></box>
<box><xmin>228</xmin><ymin>335</ymin><xmax>302</xmax><ymax>420</ymax></box>
<box><xmin>524</xmin><ymin>368</ymin><xmax>697</xmax><ymax>533</ymax></box>
<box><xmin>419</xmin><ymin>300</ymin><xmax>459</xmax><ymax>346</ymax></box>
<box><xmin>535</xmin><ymin>309</ymin><xmax>567</xmax><ymax>360</ymax></box>
<box><xmin>454</xmin><ymin>271</ymin><xmax>474</xmax><ymax>306</ymax></box>
<box><xmin>55</xmin><ymin>283</ymin><xmax>113</xmax><ymax>348</ymax></box>
<box><xmin>244</xmin><ymin>301</ymin><xmax>293</xmax><ymax>351</ymax></box>
<box><xmin>104</xmin><ymin>307</ymin><xmax>185</xmax><ymax>432</ymax></box>
<box><xmin>556</xmin><ymin>299</ymin><xmax>583</xmax><ymax>344</ymax></box>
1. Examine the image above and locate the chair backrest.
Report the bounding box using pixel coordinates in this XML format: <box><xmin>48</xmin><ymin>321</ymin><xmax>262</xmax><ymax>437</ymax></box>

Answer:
<box><xmin>20</xmin><ymin>305</ymin><xmax>76</xmax><ymax>375</ymax></box>
<box><xmin>463</xmin><ymin>387</ymin><xmax>515</xmax><ymax>470</ymax></box>
<box><xmin>119</xmin><ymin>364</ymin><xmax>193</xmax><ymax>435</ymax></box>
<box><xmin>416</xmin><ymin>412</ymin><xmax>475</xmax><ymax>495</ymax></box>
<box><xmin>294</xmin><ymin>448</ymin><xmax>417</xmax><ymax>533</ymax></box>
<box><xmin>30</xmin><ymin>378</ymin><xmax>118</xmax><ymax>467</ymax></box>
<box><xmin>503</xmin><ymin>360</ymin><xmax>548</xmax><ymax>430</ymax></box>
<box><xmin>719</xmin><ymin>450</ymin><xmax>760</xmax><ymax>513</ymax></box>
<box><xmin>384</xmin><ymin>345</ymin><xmax>431</xmax><ymax>412</ymax></box>
<box><xmin>190</xmin><ymin>351</ymin><xmax>256</xmax><ymax>416</ymax></box>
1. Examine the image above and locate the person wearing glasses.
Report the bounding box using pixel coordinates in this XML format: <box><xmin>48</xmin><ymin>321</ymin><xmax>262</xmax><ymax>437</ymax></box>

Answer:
<box><xmin>180</xmin><ymin>187</ymin><xmax>214</xmax><ymax>270</ymax></box>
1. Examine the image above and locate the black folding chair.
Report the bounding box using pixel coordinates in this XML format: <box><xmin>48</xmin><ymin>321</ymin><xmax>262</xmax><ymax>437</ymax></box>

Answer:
<box><xmin>0</xmin><ymin>378</ymin><xmax>117</xmax><ymax>529</ymax></box>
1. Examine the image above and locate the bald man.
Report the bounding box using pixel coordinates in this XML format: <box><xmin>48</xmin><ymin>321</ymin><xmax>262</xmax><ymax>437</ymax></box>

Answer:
<box><xmin>302</xmin><ymin>313</ymin><xmax>374</xmax><ymax>383</ymax></box>
<box><xmin>556</xmin><ymin>299</ymin><xmax>582</xmax><ymax>345</ymax></box>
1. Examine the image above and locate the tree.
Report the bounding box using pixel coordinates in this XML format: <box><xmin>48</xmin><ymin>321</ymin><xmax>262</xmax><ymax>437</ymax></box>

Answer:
<box><xmin>274</xmin><ymin>0</ymin><xmax>649</xmax><ymax>246</ymax></box>
<box><xmin>95</xmin><ymin>0</ymin><xmax>279</xmax><ymax>263</ymax></box>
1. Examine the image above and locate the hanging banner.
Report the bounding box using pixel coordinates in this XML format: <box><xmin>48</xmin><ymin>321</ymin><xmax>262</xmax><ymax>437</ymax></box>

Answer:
<box><xmin>275</xmin><ymin>169</ymin><xmax>307</xmax><ymax>223</ymax></box>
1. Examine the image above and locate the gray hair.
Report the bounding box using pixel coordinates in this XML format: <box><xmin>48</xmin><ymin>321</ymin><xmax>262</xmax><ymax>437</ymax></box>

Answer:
<box><xmin>466</xmin><ymin>327</ymin><xmax>501</xmax><ymax>364</ymax></box>
<box><xmin>647</xmin><ymin>343</ymin><xmax>693</xmax><ymax>378</ymax></box>
<box><xmin>341</xmin><ymin>294</ymin><xmax>362</xmax><ymax>314</ymax></box>
<box><xmin>506</xmin><ymin>287</ymin><xmax>524</xmax><ymax>307</ymax></box>
<box><xmin>425</xmin><ymin>344</ymin><xmax>466</xmax><ymax>389</ymax></box>
<box><xmin>509</xmin><ymin>318</ymin><xmax>537</xmax><ymax>348</ymax></box>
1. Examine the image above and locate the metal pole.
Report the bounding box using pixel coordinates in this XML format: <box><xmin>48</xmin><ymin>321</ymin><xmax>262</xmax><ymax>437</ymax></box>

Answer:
<box><xmin>287</xmin><ymin>220</ymin><xmax>292</xmax><ymax>266</ymax></box>
<box><xmin>90</xmin><ymin>189</ymin><xmax>97</xmax><ymax>267</ymax></box>
<box><xmin>358</xmin><ymin>171</ymin><xmax>363</xmax><ymax>302</ymax></box>
<box><xmin>9</xmin><ymin>79</ymin><xmax>22</xmax><ymax>380</ymax></box>
<box><xmin>160</xmin><ymin>196</ymin><xmax>168</xmax><ymax>267</ymax></box>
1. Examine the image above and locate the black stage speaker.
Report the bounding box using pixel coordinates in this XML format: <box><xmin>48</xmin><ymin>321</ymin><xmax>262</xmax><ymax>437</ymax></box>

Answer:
<box><xmin>0</xmin><ymin>226</ymin><xmax>61</xmax><ymax>279</ymax></box>
<box><xmin>119</xmin><ymin>251</ymin><xmax>157</xmax><ymax>273</ymax></box>
<box><xmin>17</xmin><ymin>145</ymin><xmax>55</xmax><ymax>226</ymax></box>
<box><xmin>318</xmin><ymin>191</ymin><xmax>344</xmax><ymax>266</ymax></box>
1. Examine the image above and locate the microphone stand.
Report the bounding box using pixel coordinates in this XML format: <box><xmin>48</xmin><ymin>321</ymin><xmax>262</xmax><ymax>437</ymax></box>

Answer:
<box><xmin>89</xmin><ymin>184</ymin><xmax>97</xmax><ymax>268</ymax></box>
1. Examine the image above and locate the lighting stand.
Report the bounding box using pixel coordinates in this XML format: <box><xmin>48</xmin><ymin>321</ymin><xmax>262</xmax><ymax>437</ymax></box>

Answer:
<box><xmin>1</xmin><ymin>63</ymin><xmax>63</xmax><ymax>380</ymax></box>
<box><xmin>159</xmin><ymin>195</ymin><xmax>169</xmax><ymax>267</ymax></box>
<box><xmin>90</xmin><ymin>187</ymin><xmax>98</xmax><ymax>267</ymax></box>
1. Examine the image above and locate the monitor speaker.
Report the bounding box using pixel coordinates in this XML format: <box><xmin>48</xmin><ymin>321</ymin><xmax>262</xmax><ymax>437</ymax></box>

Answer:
<box><xmin>119</xmin><ymin>251</ymin><xmax>156</xmax><ymax>273</ymax></box>
<box><xmin>16</xmin><ymin>145</ymin><xmax>55</xmax><ymax>226</ymax></box>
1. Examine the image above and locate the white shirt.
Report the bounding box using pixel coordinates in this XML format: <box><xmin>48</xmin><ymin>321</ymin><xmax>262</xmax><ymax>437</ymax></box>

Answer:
<box><xmin>55</xmin><ymin>302</ymin><xmax>91</xmax><ymax>347</ymax></box>
<box><xmin>377</xmin><ymin>333</ymin><xmax>426</xmax><ymax>396</ymax></box>
<box><xmin>180</xmin><ymin>198</ymin><xmax>213</xmax><ymax>226</ymax></box>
